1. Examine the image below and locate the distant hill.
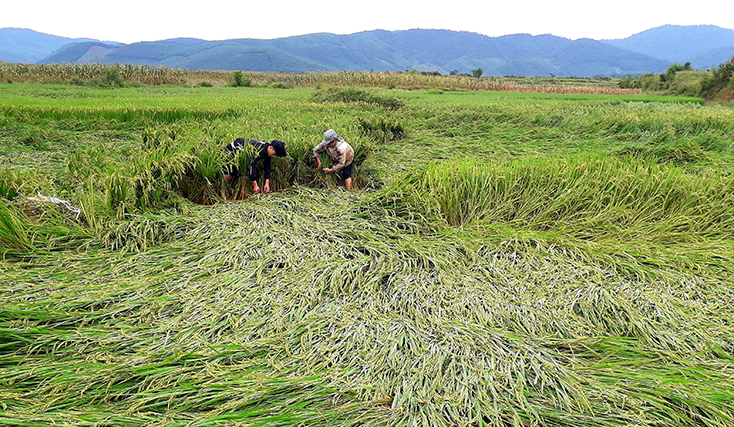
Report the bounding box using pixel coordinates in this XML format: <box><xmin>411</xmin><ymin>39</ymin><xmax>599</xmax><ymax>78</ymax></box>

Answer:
<box><xmin>602</xmin><ymin>25</ymin><xmax>734</xmax><ymax>70</ymax></box>
<box><xmin>3</xmin><ymin>26</ymin><xmax>734</xmax><ymax>76</ymax></box>
<box><xmin>690</xmin><ymin>47</ymin><xmax>734</xmax><ymax>71</ymax></box>
<box><xmin>159</xmin><ymin>38</ymin><xmax>207</xmax><ymax>46</ymax></box>
<box><xmin>0</xmin><ymin>27</ymin><xmax>111</xmax><ymax>63</ymax></box>
<box><xmin>32</xmin><ymin>29</ymin><xmax>671</xmax><ymax>77</ymax></box>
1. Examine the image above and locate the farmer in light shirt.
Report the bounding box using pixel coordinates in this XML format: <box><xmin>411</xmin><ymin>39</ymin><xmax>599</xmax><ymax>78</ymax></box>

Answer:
<box><xmin>313</xmin><ymin>129</ymin><xmax>355</xmax><ymax>190</ymax></box>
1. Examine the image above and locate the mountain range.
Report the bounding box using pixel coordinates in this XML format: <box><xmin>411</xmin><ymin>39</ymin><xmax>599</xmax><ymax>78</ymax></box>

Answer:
<box><xmin>1</xmin><ymin>25</ymin><xmax>733</xmax><ymax>77</ymax></box>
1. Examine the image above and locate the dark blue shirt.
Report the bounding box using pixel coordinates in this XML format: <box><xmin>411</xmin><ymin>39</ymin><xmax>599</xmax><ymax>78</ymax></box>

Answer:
<box><xmin>226</xmin><ymin>138</ymin><xmax>271</xmax><ymax>181</ymax></box>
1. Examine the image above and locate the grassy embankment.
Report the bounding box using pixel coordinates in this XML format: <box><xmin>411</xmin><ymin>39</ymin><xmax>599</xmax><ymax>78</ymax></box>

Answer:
<box><xmin>1</xmin><ymin>81</ymin><xmax>734</xmax><ymax>426</ymax></box>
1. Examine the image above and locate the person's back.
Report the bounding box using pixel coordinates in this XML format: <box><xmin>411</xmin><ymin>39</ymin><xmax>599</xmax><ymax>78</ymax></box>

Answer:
<box><xmin>226</xmin><ymin>138</ymin><xmax>265</xmax><ymax>155</ymax></box>
<box><xmin>223</xmin><ymin>138</ymin><xmax>286</xmax><ymax>193</ymax></box>
<box><xmin>224</xmin><ymin>138</ymin><xmax>263</xmax><ymax>182</ymax></box>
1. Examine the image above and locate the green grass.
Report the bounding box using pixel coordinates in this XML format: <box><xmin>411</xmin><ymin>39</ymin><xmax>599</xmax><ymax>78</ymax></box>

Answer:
<box><xmin>1</xmin><ymin>82</ymin><xmax>734</xmax><ymax>426</ymax></box>
<box><xmin>400</xmin><ymin>88</ymin><xmax>705</xmax><ymax>105</ymax></box>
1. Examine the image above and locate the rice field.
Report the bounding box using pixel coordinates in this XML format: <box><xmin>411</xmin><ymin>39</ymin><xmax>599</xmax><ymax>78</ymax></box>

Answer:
<box><xmin>1</xmin><ymin>82</ymin><xmax>734</xmax><ymax>427</ymax></box>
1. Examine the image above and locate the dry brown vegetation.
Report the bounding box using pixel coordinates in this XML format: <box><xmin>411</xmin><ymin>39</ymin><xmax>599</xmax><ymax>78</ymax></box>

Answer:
<box><xmin>0</xmin><ymin>63</ymin><xmax>641</xmax><ymax>95</ymax></box>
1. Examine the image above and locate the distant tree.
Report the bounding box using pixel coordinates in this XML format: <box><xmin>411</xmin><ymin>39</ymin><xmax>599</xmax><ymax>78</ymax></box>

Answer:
<box><xmin>664</xmin><ymin>62</ymin><xmax>695</xmax><ymax>80</ymax></box>
<box><xmin>661</xmin><ymin>63</ymin><xmax>690</xmax><ymax>83</ymax></box>
<box><xmin>618</xmin><ymin>74</ymin><xmax>639</xmax><ymax>89</ymax></box>
<box><xmin>103</xmin><ymin>66</ymin><xmax>124</xmax><ymax>88</ymax></box>
<box><xmin>471</xmin><ymin>68</ymin><xmax>483</xmax><ymax>78</ymax></box>
<box><xmin>449</xmin><ymin>69</ymin><xmax>458</xmax><ymax>76</ymax></box>
<box><xmin>701</xmin><ymin>55</ymin><xmax>734</xmax><ymax>100</ymax></box>
<box><xmin>232</xmin><ymin>71</ymin><xmax>251</xmax><ymax>87</ymax></box>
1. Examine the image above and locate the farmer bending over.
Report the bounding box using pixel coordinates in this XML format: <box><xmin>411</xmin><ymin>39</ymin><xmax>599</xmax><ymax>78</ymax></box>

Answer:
<box><xmin>313</xmin><ymin>129</ymin><xmax>355</xmax><ymax>190</ymax></box>
<box><xmin>224</xmin><ymin>138</ymin><xmax>287</xmax><ymax>194</ymax></box>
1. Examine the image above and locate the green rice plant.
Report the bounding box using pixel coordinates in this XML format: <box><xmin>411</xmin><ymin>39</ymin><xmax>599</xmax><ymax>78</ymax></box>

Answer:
<box><xmin>357</xmin><ymin>115</ymin><xmax>405</xmax><ymax>145</ymax></box>
<box><xmin>65</xmin><ymin>145</ymin><xmax>122</xmax><ymax>184</ymax></box>
<box><xmin>14</xmin><ymin>127</ymin><xmax>60</xmax><ymax>150</ymax></box>
<box><xmin>595</xmin><ymin>103</ymin><xmax>734</xmax><ymax>142</ymax></box>
<box><xmin>0</xmin><ymin>104</ymin><xmax>242</xmax><ymax>131</ymax></box>
<box><xmin>373</xmin><ymin>153</ymin><xmax>734</xmax><ymax>276</ymax></box>
<box><xmin>104</xmin><ymin>171</ymin><xmax>132</xmax><ymax>217</ymax></box>
<box><xmin>614</xmin><ymin>140</ymin><xmax>710</xmax><ymax>166</ymax></box>
<box><xmin>0</xmin><ymin>200</ymin><xmax>96</xmax><ymax>259</ymax></box>
<box><xmin>0</xmin><ymin>201</ymin><xmax>36</xmax><ymax>253</ymax></box>
<box><xmin>264</xmin><ymin>70</ymin><xmax>644</xmax><ymax>95</ymax></box>
<box><xmin>132</xmin><ymin>154</ymin><xmax>193</xmax><ymax>209</ymax></box>
<box><xmin>0</xmin><ymin>168</ymin><xmax>20</xmax><ymax>201</ymax></box>
<box><xmin>4</xmin><ymin>81</ymin><xmax>734</xmax><ymax>427</ymax></box>
<box><xmin>4</xmin><ymin>188</ymin><xmax>732</xmax><ymax>427</ymax></box>
<box><xmin>381</xmin><ymin>153</ymin><xmax>734</xmax><ymax>235</ymax></box>
<box><xmin>92</xmin><ymin>214</ymin><xmax>188</xmax><ymax>253</ymax></box>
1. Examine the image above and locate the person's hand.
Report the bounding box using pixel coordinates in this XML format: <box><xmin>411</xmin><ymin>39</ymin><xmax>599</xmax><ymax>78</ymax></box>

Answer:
<box><xmin>264</xmin><ymin>182</ymin><xmax>270</xmax><ymax>194</ymax></box>
<box><xmin>316</xmin><ymin>159</ymin><xmax>322</xmax><ymax>168</ymax></box>
<box><xmin>323</xmin><ymin>168</ymin><xmax>333</xmax><ymax>173</ymax></box>
<box><xmin>224</xmin><ymin>174</ymin><xmax>232</xmax><ymax>182</ymax></box>
<box><xmin>253</xmin><ymin>184</ymin><xmax>260</xmax><ymax>194</ymax></box>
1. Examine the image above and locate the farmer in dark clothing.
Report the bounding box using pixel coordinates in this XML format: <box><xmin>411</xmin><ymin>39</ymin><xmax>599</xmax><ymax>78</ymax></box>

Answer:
<box><xmin>223</xmin><ymin>138</ymin><xmax>287</xmax><ymax>194</ymax></box>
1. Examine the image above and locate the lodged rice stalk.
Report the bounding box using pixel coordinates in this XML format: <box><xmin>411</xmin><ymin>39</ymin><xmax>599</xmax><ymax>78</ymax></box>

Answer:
<box><xmin>1</xmin><ymin>187</ymin><xmax>733</xmax><ymax>426</ymax></box>
<box><xmin>375</xmin><ymin>153</ymin><xmax>734</xmax><ymax>276</ymax></box>
<box><xmin>3</xmin><ymin>83</ymin><xmax>734</xmax><ymax>427</ymax></box>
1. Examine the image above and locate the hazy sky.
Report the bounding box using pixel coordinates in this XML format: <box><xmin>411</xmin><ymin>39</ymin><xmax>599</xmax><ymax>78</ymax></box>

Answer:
<box><xmin>3</xmin><ymin>0</ymin><xmax>733</xmax><ymax>43</ymax></box>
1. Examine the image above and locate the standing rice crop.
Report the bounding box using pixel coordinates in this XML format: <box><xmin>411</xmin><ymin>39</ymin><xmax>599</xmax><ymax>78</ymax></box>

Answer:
<box><xmin>374</xmin><ymin>153</ymin><xmax>734</xmax><ymax>276</ymax></box>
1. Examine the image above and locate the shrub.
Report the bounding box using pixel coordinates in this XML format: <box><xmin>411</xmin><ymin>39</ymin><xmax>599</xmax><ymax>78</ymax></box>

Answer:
<box><xmin>102</xmin><ymin>66</ymin><xmax>124</xmax><ymax>88</ymax></box>
<box><xmin>617</xmin><ymin>75</ymin><xmax>642</xmax><ymax>89</ymax></box>
<box><xmin>232</xmin><ymin>71</ymin><xmax>251</xmax><ymax>87</ymax></box>
<box><xmin>700</xmin><ymin>55</ymin><xmax>734</xmax><ymax>100</ymax></box>
<box><xmin>310</xmin><ymin>87</ymin><xmax>403</xmax><ymax>110</ymax></box>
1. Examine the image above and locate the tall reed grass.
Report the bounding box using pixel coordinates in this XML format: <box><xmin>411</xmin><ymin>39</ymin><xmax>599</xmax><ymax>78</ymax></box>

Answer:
<box><xmin>1</xmin><ymin>64</ymin><xmax>641</xmax><ymax>94</ymax></box>
<box><xmin>0</xmin><ymin>63</ymin><xmax>187</xmax><ymax>85</ymax></box>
